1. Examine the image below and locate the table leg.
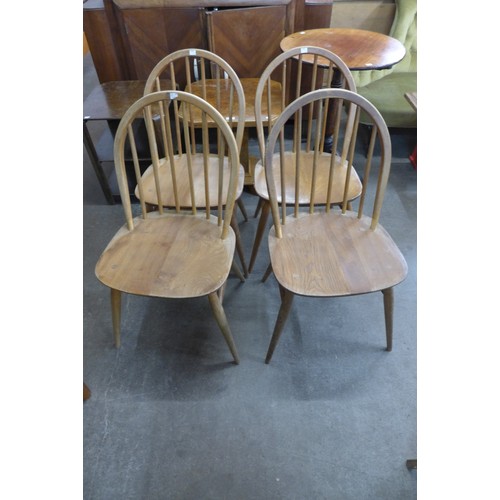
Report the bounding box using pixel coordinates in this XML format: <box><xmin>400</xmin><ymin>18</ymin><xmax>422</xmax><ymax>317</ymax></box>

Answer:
<box><xmin>241</xmin><ymin>127</ymin><xmax>257</xmax><ymax>185</ymax></box>
<box><xmin>240</xmin><ymin>128</ymin><xmax>249</xmax><ymax>171</ymax></box>
<box><xmin>83</xmin><ymin>120</ymin><xmax>115</xmax><ymax>205</ymax></box>
<box><xmin>324</xmin><ymin>69</ymin><xmax>343</xmax><ymax>153</ymax></box>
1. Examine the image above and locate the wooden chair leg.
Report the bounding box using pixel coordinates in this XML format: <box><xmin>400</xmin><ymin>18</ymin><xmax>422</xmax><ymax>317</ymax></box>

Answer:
<box><xmin>217</xmin><ymin>282</ymin><xmax>227</xmax><ymax>304</ymax></box>
<box><xmin>231</xmin><ymin>261</ymin><xmax>246</xmax><ymax>282</ymax></box>
<box><xmin>382</xmin><ymin>287</ymin><xmax>394</xmax><ymax>351</ymax></box>
<box><xmin>254</xmin><ymin>196</ymin><xmax>264</xmax><ymax>218</ymax></box>
<box><xmin>83</xmin><ymin>383</ymin><xmax>91</xmax><ymax>401</ymax></box>
<box><xmin>261</xmin><ymin>262</ymin><xmax>273</xmax><ymax>283</ymax></box>
<box><xmin>237</xmin><ymin>198</ymin><xmax>248</xmax><ymax>222</ymax></box>
<box><xmin>265</xmin><ymin>286</ymin><xmax>294</xmax><ymax>364</ymax></box>
<box><xmin>231</xmin><ymin>212</ymin><xmax>249</xmax><ymax>278</ymax></box>
<box><xmin>208</xmin><ymin>292</ymin><xmax>240</xmax><ymax>364</ymax></box>
<box><xmin>406</xmin><ymin>459</ymin><xmax>417</xmax><ymax>470</ymax></box>
<box><xmin>248</xmin><ymin>199</ymin><xmax>270</xmax><ymax>273</ymax></box>
<box><xmin>111</xmin><ymin>288</ymin><xmax>122</xmax><ymax>348</ymax></box>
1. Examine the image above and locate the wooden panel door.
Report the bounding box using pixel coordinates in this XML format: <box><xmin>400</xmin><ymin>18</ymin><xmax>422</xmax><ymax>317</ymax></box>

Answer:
<box><xmin>84</xmin><ymin>0</ymin><xmax>127</xmax><ymax>82</ymax></box>
<box><xmin>119</xmin><ymin>7</ymin><xmax>207</xmax><ymax>81</ymax></box>
<box><xmin>206</xmin><ymin>4</ymin><xmax>294</xmax><ymax>78</ymax></box>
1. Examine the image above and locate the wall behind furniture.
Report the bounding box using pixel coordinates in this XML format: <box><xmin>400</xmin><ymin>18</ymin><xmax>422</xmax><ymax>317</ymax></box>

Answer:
<box><xmin>329</xmin><ymin>0</ymin><xmax>395</xmax><ymax>33</ymax></box>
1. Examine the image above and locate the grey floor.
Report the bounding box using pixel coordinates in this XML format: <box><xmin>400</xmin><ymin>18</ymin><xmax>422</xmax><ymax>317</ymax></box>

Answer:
<box><xmin>83</xmin><ymin>51</ymin><xmax>417</xmax><ymax>499</ymax></box>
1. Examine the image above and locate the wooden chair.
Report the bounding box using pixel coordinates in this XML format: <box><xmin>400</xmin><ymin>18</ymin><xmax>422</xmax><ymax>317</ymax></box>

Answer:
<box><xmin>95</xmin><ymin>91</ymin><xmax>241</xmax><ymax>364</ymax></box>
<box><xmin>263</xmin><ymin>88</ymin><xmax>408</xmax><ymax>363</ymax></box>
<box><xmin>142</xmin><ymin>48</ymin><xmax>249</xmax><ymax>277</ymax></box>
<box><xmin>248</xmin><ymin>46</ymin><xmax>363</xmax><ymax>274</ymax></box>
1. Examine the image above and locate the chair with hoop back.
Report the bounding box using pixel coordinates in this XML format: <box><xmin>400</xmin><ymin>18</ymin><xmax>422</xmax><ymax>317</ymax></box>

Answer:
<box><xmin>248</xmin><ymin>46</ymin><xmax>363</xmax><ymax>275</ymax></box>
<box><xmin>142</xmin><ymin>48</ymin><xmax>249</xmax><ymax>276</ymax></box>
<box><xmin>262</xmin><ymin>88</ymin><xmax>408</xmax><ymax>363</ymax></box>
<box><xmin>95</xmin><ymin>90</ymin><xmax>241</xmax><ymax>364</ymax></box>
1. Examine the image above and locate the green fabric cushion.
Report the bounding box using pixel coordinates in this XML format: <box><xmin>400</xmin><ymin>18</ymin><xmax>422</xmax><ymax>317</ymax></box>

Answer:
<box><xmin>357</xmin><ymin>72</ymin><xmax>417</xmax><ymax>128</ymax></box>
<box><xmin>353</xmin><ymin>0</ymin><xmax>417</xmax><ymax>128</ymax></box>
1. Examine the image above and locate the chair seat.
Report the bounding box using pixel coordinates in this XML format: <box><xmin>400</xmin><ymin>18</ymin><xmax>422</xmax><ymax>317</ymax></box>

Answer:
<box><xmin>269</xmin><ymin>211</ymin><xmax>407</xmax><ymax>297</ymax></box>
<box><xmin>253</xmin><ymin>151</ymin><xmax>362</xmax><ymax>204</ymax></box>
<box><xmin>135</xmin><ymin>154</ymin><xmax>245</xmax><ymax>207</ymax></box>
<box><xmin>95</xmin><ymin>213</ymin><xmax>235</xmax><ymax>298</ymax></box>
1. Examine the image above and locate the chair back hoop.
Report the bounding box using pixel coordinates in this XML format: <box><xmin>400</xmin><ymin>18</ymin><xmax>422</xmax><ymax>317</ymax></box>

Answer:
<box><xmin>114</xmin><ymin>90</ymin><xmax>240</xmax><ymax>240</ymax></box>
<box><xmin>254</xmin><ymin>46</ymin><xmax>357</xmax><ymax>162</ymax></box>
<box><xmin>264</xmin><ymin>88</ymin><xmax>391</xmax><ymax>239</ymax></box>
<box><xmin>144</xmin><ymin>48</ymin><xmax>246</xmax><ymax>152</ymax></box>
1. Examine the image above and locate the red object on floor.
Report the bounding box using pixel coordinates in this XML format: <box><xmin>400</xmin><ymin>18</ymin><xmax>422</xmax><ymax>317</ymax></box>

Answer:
<box><xmin>409</xmin><ymin>145</ymin><xmax>417</xmax><ymax>169</ymax></box>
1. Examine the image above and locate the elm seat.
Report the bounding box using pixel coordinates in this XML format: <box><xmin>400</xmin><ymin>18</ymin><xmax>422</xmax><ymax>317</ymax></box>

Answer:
<box><xmin>353</xmin><ymin>0</ymin><xmax>417</xmax><ymax>128</ymax></box>
<box><xmin>96</xmin><ymin>213</ymin><xmax>235</xmax><ymax>298</ymax></box>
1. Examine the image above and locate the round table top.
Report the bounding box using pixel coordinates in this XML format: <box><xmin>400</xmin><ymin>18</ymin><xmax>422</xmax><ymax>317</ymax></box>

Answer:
<box><xmin>280</xmin><ymin>28</ymin><xmax>406</xmax><ymax>71</ymax></box>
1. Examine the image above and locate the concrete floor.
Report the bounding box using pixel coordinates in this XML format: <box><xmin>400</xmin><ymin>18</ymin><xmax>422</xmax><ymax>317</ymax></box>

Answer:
<box><xmin>83</xmin><ymin>52</ymin><xmax>417</xmax><ymax>499</ymax></box>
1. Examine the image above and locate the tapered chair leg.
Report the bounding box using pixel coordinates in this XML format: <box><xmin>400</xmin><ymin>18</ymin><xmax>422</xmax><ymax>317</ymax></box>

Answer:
<box><xmin>248</xmin><ymin>199</ymin><xmax>271</xmax><ymax>273</ymax></box>
<box><xmin>83</xmin><ymin>383</ymin><xmax>91</xmax><ymax>401</ymax></box>
<box><xmin>231</xmin><ymin>212</ymin><xmax>249</xmax><ymax>277</ymax></box>
<box><xmin>382</xmin><ymin>287</ymin><xmax>394</xmax><ymax>351</ymax></box>
<box><xmin>231</xmin><ymin>261</ymin><xmax>246</xmax><ymax>282</ymax></box>
<box><xmin>237</xmin><ymin>198</ymin><xmax>248</xmax><ymax>222</ymax></box>
<box><xmin>265</xmin><ymin>286</ymin><xmax>294</xmax><ymax>364</ymax></box>
<box><xmin>217</xmin><ymin>282</ymin><xmax>227</xmax><ymax>304</ymax></box>
<box><xmin>261</xmin><ymin>262</ymin><xmax>273</xmax><ymax>283</ymax></box>
<box><xmin>254</xmin><ymin>196</ymin><xmax>264</xmax><ymax>218</ymax></box>
<box><xmin>208</xmin><ymin>292</ymin><xmax>240</xmax><ymax>364</ymax></box>
<box><xmin>111</xmin><ymin>288</ymin><xmax>122</xmax><ymax>348</ymax></box>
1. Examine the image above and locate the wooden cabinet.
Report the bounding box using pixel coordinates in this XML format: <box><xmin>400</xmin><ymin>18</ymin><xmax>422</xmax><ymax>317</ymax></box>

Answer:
<box><xmin>120</xmin><ymin>6</ymin><xmax>206</xmax><ymax>80</ymax></box>
<box><xmin>206</xmin><ymin>4</ymin><xmax>294</xmax><ymax>78</ymax></box>
<box><xmin>83</xmin><ymin>0</ymin><xmax>396</xmax><ymax>84</ymax></box>
<box><xmin>84</xmin><ymin>0</ymin><xmax>297</xmax><ymax>84</ymax></box>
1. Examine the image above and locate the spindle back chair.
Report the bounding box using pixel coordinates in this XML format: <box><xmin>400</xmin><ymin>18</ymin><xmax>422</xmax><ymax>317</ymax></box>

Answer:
<box><xmin>142</xmin><ymin>48</ymin><xmax>249</xmax><ymax>276</ymax></box>
<box><xmin>95</xmin><ymin>90</ymin><xmax>241</xmax><ymax>364</ymax></box>
<box><xmin>248</xmin><ymin>46</ymin><xmax>363</xmax><ymax>274</ymax></box>
<box><xmin>263</xmin><ymin>88</ymin><xmax>408</xmax><ymax>363</ymax></box>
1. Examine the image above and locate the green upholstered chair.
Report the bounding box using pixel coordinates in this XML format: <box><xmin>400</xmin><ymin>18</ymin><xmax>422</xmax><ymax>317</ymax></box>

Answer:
<box><xmin>353</xmin><ymin>0</ymin><xmax>417</xmax><ymax>128</ymax></box>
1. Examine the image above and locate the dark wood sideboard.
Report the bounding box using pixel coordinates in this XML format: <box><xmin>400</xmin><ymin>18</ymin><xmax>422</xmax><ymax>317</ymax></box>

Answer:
<box><xmin>83</xmin><ymin>0</ymin><xmax>333</xmax><ymax>85</ymax></box>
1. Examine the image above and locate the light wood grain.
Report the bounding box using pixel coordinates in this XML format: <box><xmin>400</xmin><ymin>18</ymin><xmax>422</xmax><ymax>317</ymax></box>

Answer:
<box><xmin>136</xmin><ymin>155</ymin><xmax>245</xmax><ymax>208</ymax></box>
<box><xmin>254</xmin><ymin>151</ymin><xmax>362</xmax><ymax>205</ymax></box>
<box><xmin>268</xmin><ymin>212</ymin><xmax>407</xmax><ymax>296</ymax></box>
<box><xmin>96</xmin><ymin>214</ymin><xmax>235</xmax><ymax>298</ymax></box>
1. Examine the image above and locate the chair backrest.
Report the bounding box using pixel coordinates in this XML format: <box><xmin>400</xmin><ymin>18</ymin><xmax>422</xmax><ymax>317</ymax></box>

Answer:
<box><xmin>264</xmin><ymin>88</ymin><xmax>392</xmax><ymax>236</ymax></box>
<box><xmin>254</xmin><ymin>46</ymin><xmax>357</xmax><ymax>162</ymax></box>
<box><xmin>144</xmin><ymin>48</ymin><xmax>246</xmax><ymax>153</ymax></box>
<box><xmin>114</xmin><ymin>90</ymin><xmax>240</xmax><ymax>240</ymax></box>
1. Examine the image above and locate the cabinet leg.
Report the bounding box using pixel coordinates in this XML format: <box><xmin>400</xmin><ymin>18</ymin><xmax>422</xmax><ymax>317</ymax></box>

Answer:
<box><xmin>83</xmin><ymin>121</ymin><xmax>115</xmax><ymax>205</ymax></box>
